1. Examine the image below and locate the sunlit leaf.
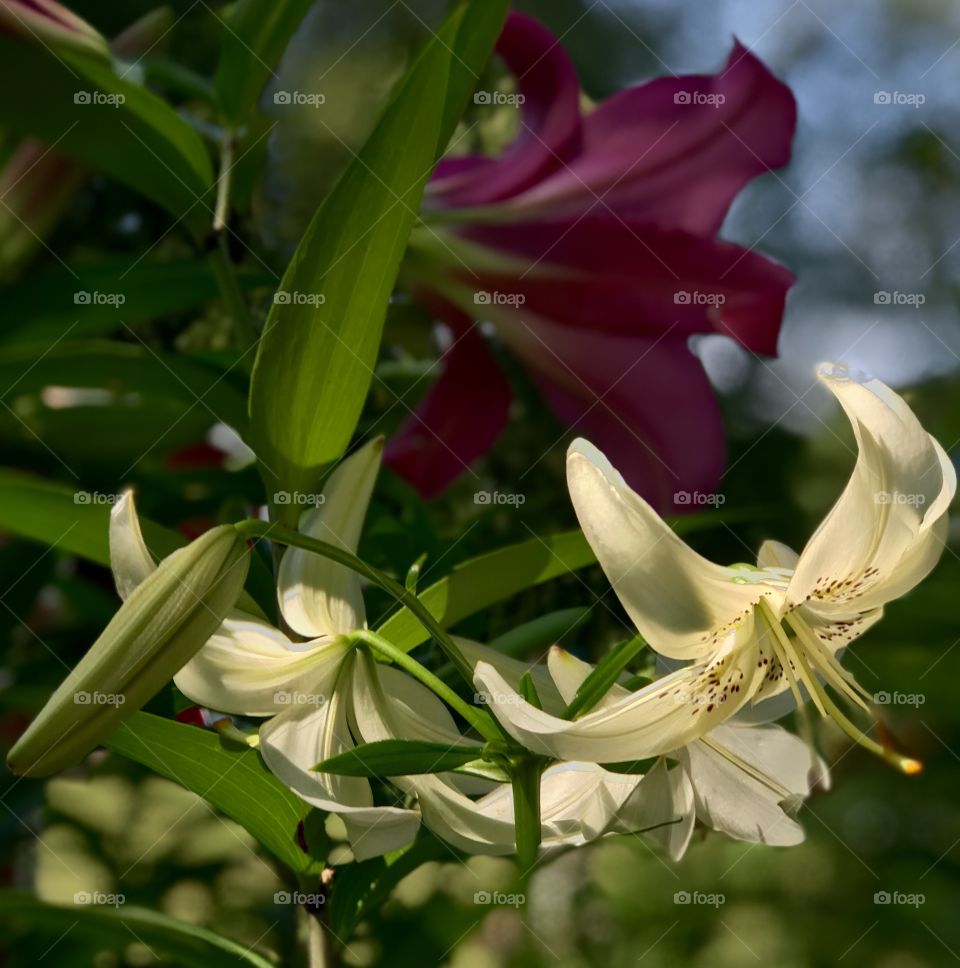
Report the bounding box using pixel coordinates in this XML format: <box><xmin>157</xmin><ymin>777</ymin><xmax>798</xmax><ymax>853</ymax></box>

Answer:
<box><xmin>248</xmin><ymin>0</ymin><xmax>508</xmax><ymax>516</ymax></box>
<box><xmin>0</xmin><ymin>889</ymin><xmax>275</xmax><ymax>967</ymax></box>
<box><xmin>0</xmin><ymin>38</ymin><xmax>213</xmax><ymax>232</ymax></box>
<box><xmin>214</xmin><ymin>0</ymin><xmax>317</xmax><ymax>123</ymax></box>
<box><xmin>107</xmin><ymin>712</ymin><xmax>319</xmax><ymax>874</ymax></box>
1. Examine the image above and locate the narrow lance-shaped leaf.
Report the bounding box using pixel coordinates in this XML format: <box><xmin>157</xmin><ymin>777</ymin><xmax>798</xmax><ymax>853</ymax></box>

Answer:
<box><xmin>107</xmin><ymin>712</ymin><xmax>321</xmax><ymax>875</ymax></box>
<box><xmin>213</xmin><ymin>0</ymin><xmax>316</xmax><ymax>123</ymax></box>
<box><xmin>563</xmin><ymin>635</ymin><xmax>647</xmax><ymax>721</ymax></box>
<box><xmin>0</xmin><ymin>889</ymin><xmax>275</xmax><ymax>968</ymax></box>
<box><xmin>248</xmin><ymin>0</ymin><xmax>508</xmax><ymax>517</ymax></box>
<box><xmin>314</xmin><ymin>739</ymin><xmax>483</xmax><ymax>778</ymax></box>
<box><xmin>0</xmin><ymin>470</ymin><xmax>274</xmax><ymax>616</ymax></box>
<box><xmin>0</xmin><ymin>16</ymin><xmax>213</xmax><ymax>233</ymax></box>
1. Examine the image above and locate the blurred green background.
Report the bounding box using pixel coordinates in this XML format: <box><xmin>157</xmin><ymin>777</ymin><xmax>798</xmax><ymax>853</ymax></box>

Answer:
<box><xmin>2</xmin><ymin>0</ymin><xmax>960</xmax><ymax>965</ymax></box>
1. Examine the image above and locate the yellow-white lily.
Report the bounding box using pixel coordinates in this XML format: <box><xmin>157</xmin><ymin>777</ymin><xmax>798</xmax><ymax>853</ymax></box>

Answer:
<box><xmin>266</xmin><ymin>641</ymin><xmax>646</xmax><ymax>857</ymax></box>
<box><xmin>474</xmin><ymin>364</ymin><xmax>954</xmax><ymax>769</ymax></box>
<box><xmin>544</xmin><ymin>647</ymin><xmax>824</xmax><ymax>859</ymax></box>
<box><xmin>111</xmin><ymin>438</ymin><xmax>418</xmax><ymax>858</ymax></box>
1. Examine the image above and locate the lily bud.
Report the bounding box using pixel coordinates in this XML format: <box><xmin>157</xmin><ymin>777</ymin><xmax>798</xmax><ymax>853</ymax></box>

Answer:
<box><xmin>7</xmin><ymin>525</ymin><xmax>250</xmax><ymax>777</ymax></box>
<box><xmin>0</xmin><ymin>0</ymin><xmax>109</xmax><ymax>59</ymax></box>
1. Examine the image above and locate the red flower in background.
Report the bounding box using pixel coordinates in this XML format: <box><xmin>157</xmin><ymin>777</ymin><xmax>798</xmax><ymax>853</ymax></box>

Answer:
<box><xmin>385</xmin><ymin>11</ymin><xmax>796</xmax><ymax>511</ymax></box>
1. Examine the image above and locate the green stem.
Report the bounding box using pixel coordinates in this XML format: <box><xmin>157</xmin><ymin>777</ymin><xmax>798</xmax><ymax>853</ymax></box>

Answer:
<box><xmin>511</xmin><ymin>757</ymin><xmax>542</xmax><ymax>876</ymax></box>
<box><xmin>208</xmin><ymin>236</ymin><xmax>256</xmax><ymax>351</ymax></box>
<box><xmin>213</xmin><ymin>131</ymin><xmax>235</xmax><ymax>233</ymax></box>
<box><xmin>347</xmin><ymin>630</ymin><xmax>500</xmax><ymax>742</ymax></box>
<box><xmin>208</xmin><ymin>130</ymin><xmax>257</xmax><ymax>351</ymax></box>
<box><xmin>234</xmin><ymin>519</ymin><xmax>477</xmax><ymax>688</ymax></box>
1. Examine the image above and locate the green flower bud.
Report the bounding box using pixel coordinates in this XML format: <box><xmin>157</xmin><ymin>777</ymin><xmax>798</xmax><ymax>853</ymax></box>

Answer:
<box><xmin>7</xmin><ymin>525</ymin><xmax>250</xmax><ymax>777</ymax></box>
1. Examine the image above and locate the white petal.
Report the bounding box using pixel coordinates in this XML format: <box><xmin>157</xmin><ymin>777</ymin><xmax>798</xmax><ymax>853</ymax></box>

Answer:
<box><xmin>456</xmin><ymin>637</ymin><xmax>566</xmax><ymax>715</ymax></box>
<box><xmin>756</xmin><ymin>539</ymin><xmax>799</xmax><ymax>571</ymax></box>
<box><xmin>614</xmin><ymin>758</ymin><xmax>695</xmax><ymax>861</ymax></box>
<box><xmin>351</xmin><ymin>655</ymin><xmax>636</xmax><ymax>854</ymax></box>
<box><xmin>278</xmin><ymin>437</ymin><xmax>383</xmax><ymax>638</ymax></box>
<box><xmin>537</xmin><ymin>761</ymin><xmax>640</xmax><ymax>842</ymax></box>
<box><xmin>684</xmin><ymin>721</ymin><xmax>819</xmax><ymax>848</ymax></box>
<box><xmin>109</xmin><ymin>490</ymin><xmax>156</xmax><ymax>600</ymax></box>
<box><xmin>567</xmin><ymin>439</ymin><xmax>771</xmax><ymax>660</ymax></box>
<box><xmin>546</xmin><ymin>646</ymin><xmax>629</xmax><ymax>710</ymax></box>
<box><xmin>473</xmin><ymin>618</ymin><xmax>764</xmax><ymax>763</ymax></box>
<box><xmin>173</xmin><ymin>613</ymin><xmax>349</xmax><ymax>716</ymax></box>
<box><xmin>259</xmin><ymin>655</ymin><xmax>420</xmax><ymax>860</ymax></box>
<box><xmin>788</xmin><ymin>364</ymin><xmax>955</xmax><ymax>611</ymax></box>
<box><xmin>350</xmin><ymin>654</ymin><xmax>472</xmax><ymax>747</ymax></box>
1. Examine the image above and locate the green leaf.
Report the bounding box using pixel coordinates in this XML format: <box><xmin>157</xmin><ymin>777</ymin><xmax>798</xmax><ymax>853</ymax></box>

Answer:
<box><xmin>107</xmin><ymin>712</ymin><xmax>318</xmax><ymax>874</ymax></box>
<box><xmin>519</xmin><ymin>670</ymin><xmax>543</xmax><ymax>710</ymax></box>
<box><xmin>214</xmin><ymin>0</ymin><xmax>316</xmax><ymax>123</ymax></box>
<box><xmin>563</xmin><ymin>635</ymin><xmax>647</xmax><ymax>721</ymax></box>
<box><xmin>599</xmin><ymin>757</ymin><xmax>659</xmax><ymax>775</ymax></box>
<box><xmin>0</xmin><ymin>341</ymin><xmax>249</xmax><ymax>433</ymax></box>
<box><xmin>329</xmin><ymin>832</ymin><xmax>457</xmax><ymax>939</ymax></box>
<box><xmin>0</xmin><ymin>260</ymin><xmax>270</xmax><ymax>347</ymax></box>
<box><xmin>314</xmin><ymin>739</ymin><xmax>482</xmax><ymax>777</ymax></box>
<box><xmin>377</xmin><ymin>529</ymin><xmax>594</xmax><ymax>651</ymax></box>
<box><xmin>0</xmin><ymin>469</ymin><xmax>181</xmax><ymax>565</ymax></box>
<box><xmin>0</xmin><ymin>889</ymin><xmax>274</xmax><ymax>967</ymax></box>
<box><xmin>0</xmin><ymin>470</ymin><xmax>273</xmax><ymax>616</ymax></box>
<box><xmin>0</xmin><ymin>39</ymin><xmax>213</xmax><ymax>233</ymax></box>
<box><xmin>488</xmin><ymin>607</ymin><xmax>592</xmax><ymax>657</ymax></box>
<box><xmin>248</xmin><ymin>0</ymin><xmax>508</xmax><ymax>512</ymax></box>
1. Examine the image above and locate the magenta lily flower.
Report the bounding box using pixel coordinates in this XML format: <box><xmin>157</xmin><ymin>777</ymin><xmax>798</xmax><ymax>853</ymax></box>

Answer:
<box><xmin>386</xmin><ymin>11</ymin><xmax>796</xmax><ymax>510</ymax></box>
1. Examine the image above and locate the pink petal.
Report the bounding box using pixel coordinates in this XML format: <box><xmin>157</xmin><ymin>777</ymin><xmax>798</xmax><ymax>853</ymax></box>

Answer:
<box><xmin>499</xmin><ymin>313</ymin><xmax>726</xmax><ymax>513</ymax></box>
<box><xmin>427</xmin><ymin>11</ymin><xmax>581</xmax><ymax>209</ymax></box>
<box><xmin>384</xmin><ymin>307</ymin><xmax>511</xmax><ymax>498</ymax></box>
<box><xmin>455</xmin><ymin>217</ymin><xmax>793</xmax><ymax>355</ymax></box>
<box><xmin>506</xmin><ymin>42</ymin><xmax>796</xmax><ymax>235</ymax></box>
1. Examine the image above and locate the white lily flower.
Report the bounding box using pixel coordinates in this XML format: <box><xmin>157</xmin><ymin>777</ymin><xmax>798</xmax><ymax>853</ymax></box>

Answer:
<box><xmin>324</xmin><ymin>648</ymin><xmax>644</xmax><ymax>855</ymax></box>
<box><xmin>474</xmin><ymin>364</ymin><xmax>954</xmax><ymax>768</ymax></box>
<box><xmin>549</xmin><ymin>646</ymin><xmax>824</xmax><ymax>859</ymax></box>
<box><xmin>109</xmin><ymin>438</ymin><xmax>421</xmax><ymax>859</ymax></box>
